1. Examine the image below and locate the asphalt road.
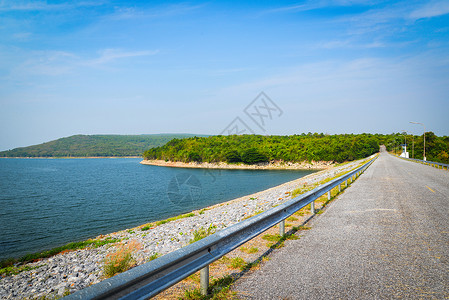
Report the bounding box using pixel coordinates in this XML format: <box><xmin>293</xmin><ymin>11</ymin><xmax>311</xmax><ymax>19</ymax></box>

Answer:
<box><xmin>234</xmin><ymin>152</ymin><xmax>449</xmax><ymax>299</ymax></box>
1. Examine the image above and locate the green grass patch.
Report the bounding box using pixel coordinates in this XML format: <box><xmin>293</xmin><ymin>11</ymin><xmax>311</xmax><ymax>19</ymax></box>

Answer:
<box><xmin>263</xmin><ymin>232</ymin><xmax>300</xmax><ymax>249</ymax></box>
<box><xmin>190</xmin><ymin>225</ymin><xmax>217</xmax><ymax>244</ymax></box>
<box><xmin>148</xmin><ymin>252</ymin><xmax>160</xmax><ymax>261</ymax></box>
<box><xmin>286</xmin><ymin>216</ymin><xmax>298</xmax><ymax>222</ymax></box>
<box><xmin>0</xmin><ymin>237</ymin><xmax>120</xmax><ymax>269</ymax></box>
<box><xmin>0</xmin><ymin>264</ymin><xmax>45</xmax><ymax>276</ymax></box>
<box><xmin>262</xmin><ymin>234</ymin><xmax>282</xmax><ymax>242</ymax></box>
<box><xmin>155</xmin><ymin>212</ymin><xmax>196</xmax><ymax>226</ymax></box>
<box><xmin>293</xmin><ymin>225</ymin><xmax>311</xmax><ymax>231</ymax></box>
<box><xmin>141</xmin><ymin>225</ymin><xmax>151</xmax><ymax>231</ymax></box>
<box><xmin>240</xmin><ymin>246</ymin><xmax>258</xmax><ymax>254</ymax></box>
<box><xmin>227</xmin><ymin>257</ymin><xmax>246</xmax><ymax>270</ymax></box>
<box><xmin>182</xmin><ymin>275</ymin><xmax>236</xmax><ymax>300</ymax></box>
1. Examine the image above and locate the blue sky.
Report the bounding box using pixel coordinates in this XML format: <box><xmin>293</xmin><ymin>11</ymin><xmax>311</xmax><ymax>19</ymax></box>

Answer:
<box><xmin>1</xmin><ymin>0</ymin><xmax>448</xmax><ymax>150</ymax></box>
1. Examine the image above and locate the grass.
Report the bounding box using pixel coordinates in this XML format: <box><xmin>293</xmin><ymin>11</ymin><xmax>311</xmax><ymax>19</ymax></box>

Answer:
<box><xmin>293</xmin><ymin>225</ymin><xmax>311</xmax><ymax>231</ymax></box>
<box><xmin>240</xmin><ymin>246</ymin><xmax>258</xmax><ymax>254</ymax></box>
<box><xmin>262</xmin><ymin>233</ymin><xmax>299</xmax><ymax>249</ymax></box>
<box><xmin>148</xmin><ymin>252</ymin><xmax>160</xmax><ymax>261</ymax></box>
<box><xmin>0</xmin><ymin>237</ymin><xmax>120</xmax><ymax>270</ymax></box>
<box><xmin>103</xmin><ymin>240</ymin><xmax>141</xmax><ymax>278</ymax></box>
<box><xmin>190</xmin><ymin>225</ymin><xmax>217</xmax><ymax>244</ymax></box>
<box><xmin>140</xmin><ymin>211</ymin><xmax>198</xmax><ymax>231</ymax></box>
<box><xmin>0</xmin><ymin>264</ymin><xmax>45</xmax><ymax>276</ymax></box>
<box><xmin>182</xmin><ymin>275</ymin><xmax>236</xmax><ymax>300</ymax></box>
<box><xmin>286</xmin><ymin>216</ymin><xmax>298</xmax><ymax>222</ymax></box>
<box><xmin>141</xmin><ymin>225</ymin><xmax>151</xmax><ymax>231</ymax></box>
<box><xmin>227</xmin><ymin>257</ymin><xmax>246</xmax><ymax>270</ymax></box>
<box><xmin>156</xmin><ymin>212</ymin><xmax>196</xmax><ymax>226</ymax></box>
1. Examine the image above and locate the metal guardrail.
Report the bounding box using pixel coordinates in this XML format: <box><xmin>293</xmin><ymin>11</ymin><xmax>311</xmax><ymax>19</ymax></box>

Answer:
<box><xmin>401</xmin><ymin>157</ymin><xmax>449</xmax><ymax>170</ymax></box>
<box><xmin>64</xmin><ymin>155</ymin><xmax>378</xmax><ymax>300</ymax></box>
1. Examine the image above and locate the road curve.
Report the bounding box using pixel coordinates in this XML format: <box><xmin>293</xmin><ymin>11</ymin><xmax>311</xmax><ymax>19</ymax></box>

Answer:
<box><xmin>233</xmin><ymin>151</ymin><xmax>449</xmax><ymax>299</ymax></box>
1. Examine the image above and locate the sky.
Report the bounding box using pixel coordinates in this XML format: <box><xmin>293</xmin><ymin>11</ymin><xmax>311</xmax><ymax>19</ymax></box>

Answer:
<box><xmin>1</xmin><ymin>0</ymin><xmax>448</xmax><ymax>151</ymax></box>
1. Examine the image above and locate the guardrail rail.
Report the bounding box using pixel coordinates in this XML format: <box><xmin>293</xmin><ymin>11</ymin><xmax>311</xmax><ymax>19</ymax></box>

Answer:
<box><xmin>64</xmin><ymin>154</ymin><xmax>378</xmax><ymax>300</ymax></box>
<box><xmin>401</xmin><ymin>157</ymin><xmax>449</xmax><ymax>171</ymax></box>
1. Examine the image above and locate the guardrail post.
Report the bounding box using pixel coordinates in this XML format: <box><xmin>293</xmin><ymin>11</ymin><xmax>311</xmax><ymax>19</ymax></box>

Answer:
<box><xmin>279</xmin><ymin>220</ymin><xmax>285</xmax><ymax>236</ymax></box>
<box><xmin>338</xmin><ymin>184</ymin><xmax>341</xmax><ymax>192</ymax></box>
<box><xmin>200</xmin><ymin>265</ymin><xmax>209</xmax><ymax>296</ymax></box>
<box><xmin>327</xmin><ymin>190</ymin><xmax>331</xmax><ymax>200</ymax></box>
<box><xmin>311</xmin><ymin>201</ymin><xmax>315</xmax><ymax>214</ymax></box>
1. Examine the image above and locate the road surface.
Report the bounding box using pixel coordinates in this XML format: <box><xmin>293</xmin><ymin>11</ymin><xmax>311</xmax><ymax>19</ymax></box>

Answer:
<box><xmin>234</xmin><ymin>151</ymin><xmax>449</xmax><ymax>299</ymax></box>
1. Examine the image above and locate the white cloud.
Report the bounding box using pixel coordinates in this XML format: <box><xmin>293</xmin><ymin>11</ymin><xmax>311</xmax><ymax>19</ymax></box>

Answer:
<box><xmin>0</xmin><ymin>1</ymin><xmax>104</xmax><ymax>11</ymax></box>
<box><xmin>88</xmin><ymin>49</ymin><xmax>159</xmax><ymax>65</ymax></box>
<box><xmin>409</xmin><ymin>1</ymin><xmax>449</xmax><ymax>20</ymax></box>
<box><xmin>13</xmin><ymin>50</ymin><xmax>78</xmax><ymax>76</ymax></box>
<box><xmin>262</xmin><ymin>0</ymin><xmax>381</xmax><ymax>14</ymax></box>
<box><xmin>107</xmin><ymin>3</ymin><xmax>205</xmax><ymax>21</ymax></box>
<box><xmin>319</xmin><ymin>39</ymin><xmax>385</xmax><ymax>49</ymax></box>
<box><xmin>3</xmin><ymin>48</ymin><xmax>158</xmax><ymax>82</ymax></box>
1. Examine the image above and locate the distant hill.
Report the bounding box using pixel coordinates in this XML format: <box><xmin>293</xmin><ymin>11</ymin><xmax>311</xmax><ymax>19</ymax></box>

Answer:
<box><xmin>0</xmin><ymin>134</ymin><xmax>207</xmax><ymax>157</ymax></box>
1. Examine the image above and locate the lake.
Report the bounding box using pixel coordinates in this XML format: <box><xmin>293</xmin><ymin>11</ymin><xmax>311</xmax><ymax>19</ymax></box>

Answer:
<box><xmin>0</xmin><ymin>158</ymin><xmax>316</xmax><ymax>260</ymax></box>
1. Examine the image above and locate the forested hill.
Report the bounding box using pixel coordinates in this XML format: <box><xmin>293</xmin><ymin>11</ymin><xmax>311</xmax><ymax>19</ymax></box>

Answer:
<box><xmin>143</xmin><ymin>133</ymin><xmax>449</xmax><ymax>164</ymax></box>
<box><xmin>0</xmin><ymin>134</ymin><xmax>205</xmax><ymax>157</ymax></box>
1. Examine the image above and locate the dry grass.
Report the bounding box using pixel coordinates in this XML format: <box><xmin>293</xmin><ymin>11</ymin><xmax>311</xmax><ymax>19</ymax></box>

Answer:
<box><xmin>103</xmin><ymin>240</ymin><xmax>142</xmax><ymax>278</ymax></box>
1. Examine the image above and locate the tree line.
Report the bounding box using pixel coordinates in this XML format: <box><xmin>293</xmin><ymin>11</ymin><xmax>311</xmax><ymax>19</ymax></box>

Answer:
<box><xmin>143</xmin><ymin>133</ymin><xmax>449</xmax><ymax>164</ymax></box>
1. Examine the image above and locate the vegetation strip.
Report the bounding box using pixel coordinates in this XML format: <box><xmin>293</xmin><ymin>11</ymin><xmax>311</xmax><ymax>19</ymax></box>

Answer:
<box><xmin>0</xmin><ymin>238</ymin><xmax>120</xmax><ymax>270</ymax></box>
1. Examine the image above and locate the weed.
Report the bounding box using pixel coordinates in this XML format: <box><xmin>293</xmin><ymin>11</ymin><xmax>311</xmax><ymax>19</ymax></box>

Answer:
<box><xmin>182</xmin><ymin>275</ymin><xmax>236</xmax><ymax>300</ymax></box>
<box><xmin>0</xmin><ymin>264</ymin><xmax>44</xmax><ymax>276</ymax></box>
<box><xmin>227</xmin><ymin>257</ymin><xmax>246</xmax><ymax>270</ymax></box>
<box><xmin>262</xmin><ymin>234</ymin><xmax>281</xmax><ymax>242</ymax></box>
<box><xmin>141</xmin><ymin>225</ymin><xmax>151</xmax><ymax>231</ymax></box>
<box><xmin>190</xmin><ymin>224</ymin><xmax>217</xmax><ymax>244</ymax></box>
<box><xmin>199</xmin><ymin>209</ymin><xmax>205</xmax><ymax>215</ymax></box>
<box><xmin>240</xmin><ymin>246</ymin><xmax>258</xmax><ymax>254</ymax></box>
<box><xmin>148</xmin><ymin>252</ymin><xmax>160</xmax><ymax>261</ymax></box>
<box><xmin>263</xmin><ymin>233</ymin><xmax>299</xmax><ymax>249</ymax></box>
<box><xmin>293</xmin><ymin>225</ymin><xmax>311</xmax><ymax>231</ymax></box>
<box><xmin>103</xmin><ymin>240</ymin><xmax>141</xmax><ymax>278</ymax></box>
<box><xmin>155</xmin><ymin>212</ymin><xmax>196</xmax><ymax>226</ymax></box>
<box><xmin>286</xmin><ymin>216</ymin><xmax>298</xmax><ymax>222</ymax></box>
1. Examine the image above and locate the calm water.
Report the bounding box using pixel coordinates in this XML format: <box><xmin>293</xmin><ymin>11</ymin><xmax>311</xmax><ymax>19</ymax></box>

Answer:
<box><xmin>0</xmin><ymin>158</ymin><xmax>316</xmax><ymax>260</ymax></box>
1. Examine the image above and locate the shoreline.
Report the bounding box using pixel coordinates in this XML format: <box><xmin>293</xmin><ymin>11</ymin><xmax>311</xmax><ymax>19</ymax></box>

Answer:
<box><xmin>140</xmin><ymin>159</ymin><xmax>334</xmax><ymax>170</ymax></box>
<box><xmin>0</xmin><ymin>157</ymin><xmax>370</xmax><ymax>299</ymax></box>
